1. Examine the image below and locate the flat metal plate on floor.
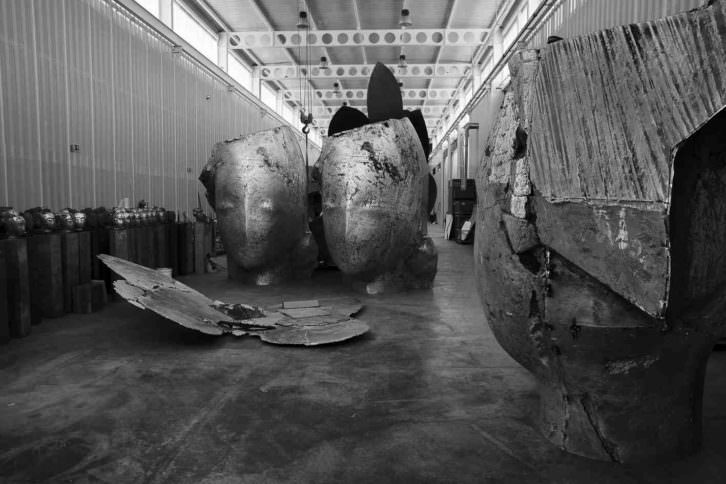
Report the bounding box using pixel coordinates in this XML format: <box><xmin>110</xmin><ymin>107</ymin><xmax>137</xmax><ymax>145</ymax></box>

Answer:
<box><xmin>98</xmin><ymin>254</ymin><xmax>369</xmax><ymax>346</ymax></box>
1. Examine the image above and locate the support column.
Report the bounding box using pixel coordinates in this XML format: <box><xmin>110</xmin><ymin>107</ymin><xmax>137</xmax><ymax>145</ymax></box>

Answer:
<box><xmin>251</xmin><ymin>70</ymin><xmax>261</xmax><ymax>98</ymax></box>
<box><xmin>159</xmin><ymin>0</ymin><xmax>173</xmax><ymax>28</ymax></box>
<box><xmin>217</xmin><ymin>32</ymin><xmax>229</xmax><ymax>72</ymax></box>
<box><xmin>471</xmin><ymin>61</ymin><xmax>481</xmax><ymax>93</ymax></box>
<box><xmin>491</xmin><ymin>24</ymin><xmax>504</xmax><ymax>65</ymax></box>
<box><xmin>275</xmin><ymin>90</ymin><xmax>283</xmax><ymax>114</ymax></box>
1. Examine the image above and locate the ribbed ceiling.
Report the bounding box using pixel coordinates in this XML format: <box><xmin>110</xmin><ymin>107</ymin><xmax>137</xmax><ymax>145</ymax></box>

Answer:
<box><xmin>202</xmin><ymin>0</ymin><xmax>507</xmax><ymax>130</ymax></box>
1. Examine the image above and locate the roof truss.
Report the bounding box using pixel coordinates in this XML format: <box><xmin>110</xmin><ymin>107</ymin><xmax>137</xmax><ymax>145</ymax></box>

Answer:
<box><xmin>227</xmin><ymin>28</ymin><xmax>488</xmax><ymax>49</ymax></box>
<box><xmin>256</xmin><ymin>63</ymin><xmax>470</xmax><ymax>80</ymax></box>
<box><xmin>283</xmin><ymin>88</ymin><xmax>457</xmax><ymax>102</ymax></box>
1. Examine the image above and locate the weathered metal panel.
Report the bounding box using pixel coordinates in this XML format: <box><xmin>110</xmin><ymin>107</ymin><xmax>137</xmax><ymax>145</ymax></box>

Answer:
<box><xmin>533</xmin><ymin>198</ymin><xmax>670</xmax><ymax>317</ymax></box>
<box><xmin>529</xmin><ymin>2</ymin><xmax>726</xmax><ymax>203</ymax></box>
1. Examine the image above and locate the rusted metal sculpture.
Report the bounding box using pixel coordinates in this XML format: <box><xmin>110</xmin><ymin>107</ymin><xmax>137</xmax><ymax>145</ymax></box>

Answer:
<box><xmin>99</xmin><ymin>254</ymin><xmax>369</xmax><ymax>346</ymax></box>
<box><xmin>475</xmin><ymin>2</ymin><xmax>726</xmax><ymax>463</ymax></box>
<box><xmin>200</xmin><ymin>126</ymin><xmax>317</xmax><ymax>285</ymax></box>
<box><xmin>320</xmin><ymin>62</ymin><xmax>437</xmax><ymax>294</ymax></box>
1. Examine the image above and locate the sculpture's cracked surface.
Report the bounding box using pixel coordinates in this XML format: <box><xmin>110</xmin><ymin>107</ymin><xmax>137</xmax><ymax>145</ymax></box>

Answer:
<box><xmin>474</xmin><ymin>1</ymin><xmax>726</xmax><ymax>463</ymax></box>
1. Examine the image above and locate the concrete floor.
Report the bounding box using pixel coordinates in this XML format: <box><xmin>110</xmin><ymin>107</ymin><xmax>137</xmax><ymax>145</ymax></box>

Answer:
<box><xmin>1</xmin><ymin>229</ymin><xmax>725</xmax><ymax>483</ymax></box>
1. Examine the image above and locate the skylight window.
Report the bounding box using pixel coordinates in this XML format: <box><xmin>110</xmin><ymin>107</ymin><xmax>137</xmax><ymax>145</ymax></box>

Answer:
<box><xmin>135</xmin><ymin>0</ymin><xmax>159</xmax><ymax>17</ymax></box>
<box><xmin>260</xmin><ymin>83</ymin><xmax>277</xmax><ymax>110</ymax></box>
<box><xmin>172</xmin><ymin>1</ymin><xmax>217</xmax><ymax>63</ymax></box>
<box><xmin>228</xmin><ymin>54</ymin><xmax>253</xmax><ymax>91</ymax></box>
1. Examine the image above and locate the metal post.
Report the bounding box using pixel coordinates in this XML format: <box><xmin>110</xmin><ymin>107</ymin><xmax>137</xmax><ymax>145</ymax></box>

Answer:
<box><xmin>158</xmin><ymin>0</ymin><xmax>172</xmax><ymax>27</ymax></box>
<box><xmin>217</xmin><ymin>32</ymin><xmax>229</xmax><ymax>72</ymax></box>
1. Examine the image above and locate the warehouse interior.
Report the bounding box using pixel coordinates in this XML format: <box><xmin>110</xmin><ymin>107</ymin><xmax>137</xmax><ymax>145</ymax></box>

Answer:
<box><xmin>1</xmin><ymin>0</ymin><xmax>726</xmax><ymax>482</ymax></box>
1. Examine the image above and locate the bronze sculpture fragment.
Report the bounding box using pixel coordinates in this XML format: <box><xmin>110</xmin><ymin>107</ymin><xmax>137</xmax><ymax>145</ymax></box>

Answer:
<box><xmin>474</xmin><ymin>2</ymin><xmax>726</xmax><ymax>463</ymax></box>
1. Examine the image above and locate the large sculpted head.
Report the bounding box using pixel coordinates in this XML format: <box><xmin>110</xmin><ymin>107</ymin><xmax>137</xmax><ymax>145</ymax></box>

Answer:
<box><xmin>320</xmin><ymin>118</ymin><xmax>429</xmax><ymax>280</ymax></box>
<box><xmin>200</xmin><ymin>126</ymin><xmax>316</xmax><ymax>283</ymax></box>
<box><xmin>316</xmin><ymin>62</ymin><xmax>437</xmax><ymax>292</ymax></box>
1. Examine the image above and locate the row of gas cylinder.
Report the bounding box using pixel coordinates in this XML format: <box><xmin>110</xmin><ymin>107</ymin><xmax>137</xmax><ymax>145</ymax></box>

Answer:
<box><xmin>0</xmin><ymin>206</ymin><xmax>173</xmax><ymax>238</ymax></box>
<box><xmin>0</xmin><ymin>204</ymin><xmax>214</xmax><ymax>344</ymax></box>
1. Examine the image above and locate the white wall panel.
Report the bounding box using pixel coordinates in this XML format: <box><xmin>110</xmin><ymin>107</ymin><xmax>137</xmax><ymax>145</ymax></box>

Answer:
<box><xmin>90</xmin><ymin>0</ymin><xmax>115</xmax><ymax>208</ymax></box>
<box><xmin>1</xmin><ymin>0</ymin><xmax>42</xmax><ymax>208</ymax></box>
<box><xmin>0</xmin><ymin>0</ymin><xmax>320</xmax><ymax>214</ymax></box>
<box><xmin>36</xmin><ymin>0</ymin><xmax>69</xmax><ymax>209</ymax></box>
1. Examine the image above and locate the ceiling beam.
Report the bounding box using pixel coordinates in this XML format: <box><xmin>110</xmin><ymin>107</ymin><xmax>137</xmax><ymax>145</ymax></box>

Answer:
<box><xmin>352</xmin><ymin>0</ymin><xmax>368</xmax><ymax>65</ymax></box>
<box><xmin>282</xmin><ymin>88</ymin><xmax>457</xmax><ymax>102</ymax></box>
<box><xmin>226</xmin><ymin>28</ymin><xmax>488</xmax><ymax>49</ymax></box>
<box><xmin>313</xmin><ymin>120</ymin><xmax>438</xmax><ymax>136</ymax></box>
<box><xmin>431</xmin><ymin>0</ymin><xmax>563</xmax><ymax>155</ymax></box>
<box><xmin>255</xmin><ymin>63</ymin><xmax>470</xmax><ymax>80</ymax></box>
<box><xmin>298</xmin><ymin>0</ymin><xmax>346</xmax><ymax>109</ymax></box>
<box><xmin>188</xmin><ymin>0</ymin><xmax>288</xmax><ymax>96</ymax></box>
<box><xmin>426</xmin><ymin>0</ymin><xmax>461</xmax><ymax>125</ymax></box>
<box><xmin>309</xmin><ymin>104</ymin><xmax>447</xmax><ymax>115</ymax></box>
<box><xmin>246</xmin><ymin>0</ymin><xmax>325</xmax><ymax>109</ymax></box>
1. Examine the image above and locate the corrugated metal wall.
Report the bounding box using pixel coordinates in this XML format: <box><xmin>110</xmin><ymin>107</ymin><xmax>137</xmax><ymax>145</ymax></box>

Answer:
<box><xmin>0</xmin><ymin>0</ymin><xmax>318</xmax><ymax>215</ymax></box>
<box><xmin>528</xmin><ymin>0</ymin><xmax>706</xmax><ymax>48</ymax></box>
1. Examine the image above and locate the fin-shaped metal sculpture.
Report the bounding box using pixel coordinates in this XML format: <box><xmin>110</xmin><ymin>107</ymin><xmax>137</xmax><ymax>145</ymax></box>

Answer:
<box><xmin>367</xmin><ymin>62</ymin><xmax>403</xmax><ymax>122</ymax></box>
<box><xmin>427</xmin><ymin>173</ymin><xmax>437</xmax><ymax>214</ymax></box>
<box><xmin>98</xmin><ymin>254</ymin><xmax>369</xmax><ymax>346</ymax></box>
<box><xmin>402</xmin><ymin>109</ymin><xmax>431</xmax><ymax>158</ymax></box>
<box><xmin>328</xmin><ymin>106</ymin><xmax>370</xmax><ymax>136</ymax></box>
<box><xmin>327</xmin><ymin>63</ymin><xmax>431</xmax><ymax>159</ymax></box>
